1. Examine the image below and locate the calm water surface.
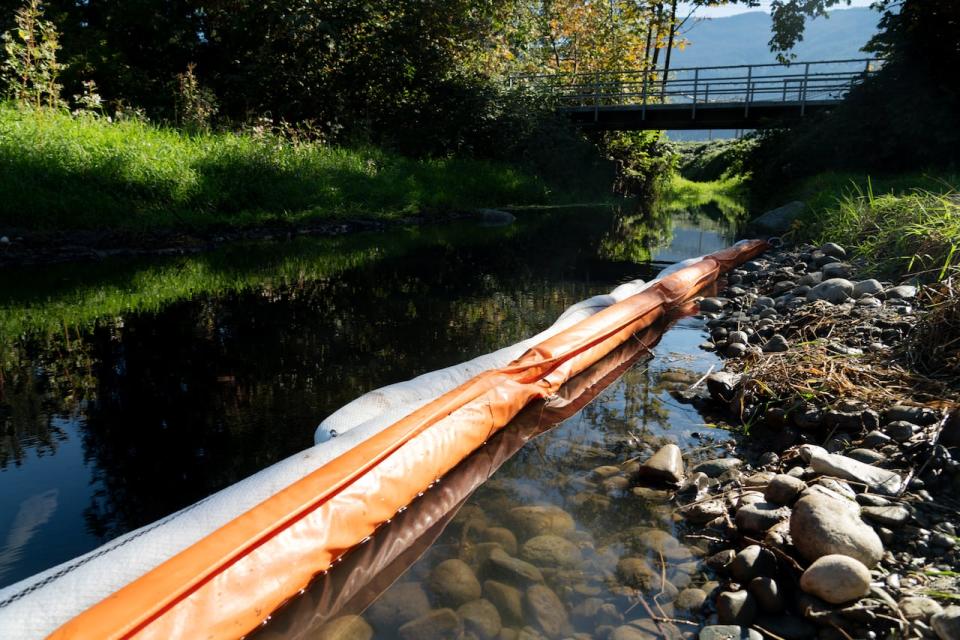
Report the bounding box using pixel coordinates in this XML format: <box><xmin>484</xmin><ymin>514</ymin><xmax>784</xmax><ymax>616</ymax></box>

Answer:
<box><xmin>0</xmin><ymin>203</ymin><xmax>740</xmax><ymax>637</ymax></box>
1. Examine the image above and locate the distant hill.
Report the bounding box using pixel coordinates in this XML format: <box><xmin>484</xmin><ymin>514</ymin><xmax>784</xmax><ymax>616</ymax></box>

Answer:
<box><xmin>671</xmin><ymin>7</ymin><xmax>880</xmax><ymax>69</ymax></box>
<box><xmin>665</xmin><ymin>7</ymin><xmax>880</xmax><ymax>139</ymax></box>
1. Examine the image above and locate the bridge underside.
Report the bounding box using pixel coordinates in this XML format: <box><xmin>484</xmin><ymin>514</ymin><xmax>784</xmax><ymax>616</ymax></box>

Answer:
<box><xmin>564</xmin><ymin>100</ymin><xmax>836</xmax><ymax>130</ymax></box>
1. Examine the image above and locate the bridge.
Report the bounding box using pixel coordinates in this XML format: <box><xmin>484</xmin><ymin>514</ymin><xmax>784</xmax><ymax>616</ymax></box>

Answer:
<box><xmin>510</xmin><ymin>58</ymin><xmax>881</xmax><ymax>130</ymax></box>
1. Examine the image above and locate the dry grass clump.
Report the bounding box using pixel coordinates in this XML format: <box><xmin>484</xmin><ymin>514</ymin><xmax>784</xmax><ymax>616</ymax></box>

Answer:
<box><xmin>901</xmin><ymin>276</ymin><xmax>960</xmax><ymax>380</ymax></box>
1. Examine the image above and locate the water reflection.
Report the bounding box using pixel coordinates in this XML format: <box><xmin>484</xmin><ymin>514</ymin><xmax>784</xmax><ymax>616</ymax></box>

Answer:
<box><xmin>0</xmin><ymin>199</ymin><xmax>741</xmax><ymax>592</ymax></box>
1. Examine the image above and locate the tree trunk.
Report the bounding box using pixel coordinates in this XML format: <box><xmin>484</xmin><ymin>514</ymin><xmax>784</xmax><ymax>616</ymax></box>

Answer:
<box><xmin>661</xmin><ymin>0</ymin><xmax>678</xmax><ymax>95</ymax></box>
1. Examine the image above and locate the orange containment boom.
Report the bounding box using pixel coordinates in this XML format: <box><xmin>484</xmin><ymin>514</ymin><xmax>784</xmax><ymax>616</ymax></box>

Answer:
<box><xmin>49</xmin><ymin>239</ymin><xmax>769</xmax><ymax>640</ymax></box>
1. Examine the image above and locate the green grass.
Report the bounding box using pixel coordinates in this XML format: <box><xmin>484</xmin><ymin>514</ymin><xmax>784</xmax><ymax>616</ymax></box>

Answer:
<box><xmin>0</xmin><ymin>104</ymin><xmax>557</xmax><ymax>231</ymax></box>
<box><xmin>790</xmin><ymin>171</ymin><xmax>960</xmax><ymax>281</ymax></box>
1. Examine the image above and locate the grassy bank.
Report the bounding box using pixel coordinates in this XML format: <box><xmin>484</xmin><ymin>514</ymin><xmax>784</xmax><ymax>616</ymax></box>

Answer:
<box><xmin>659</xmin><ymin>174</ymin><xmax>747</xmax><ymax>222</ymax></box>
<box><xmin>790</xmin><ymin>172</ymin><xmax>959</xmax><ymax>281</ymax></box>
<box><xmin>0</xmin><ymin>104</ymin><xmax>570</xmax><ymax>232</ymax></box>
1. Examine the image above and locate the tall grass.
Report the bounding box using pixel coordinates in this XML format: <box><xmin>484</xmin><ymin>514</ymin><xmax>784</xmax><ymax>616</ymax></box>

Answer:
<box><xmin>0</xmin><ymin>104</ymin><xmax>554</xmax><ymax>231</ymax></box>
<box><xmin>799</xmin><ymin>179</ymin><xmax>960</xmax><ymax>281</ymax></box>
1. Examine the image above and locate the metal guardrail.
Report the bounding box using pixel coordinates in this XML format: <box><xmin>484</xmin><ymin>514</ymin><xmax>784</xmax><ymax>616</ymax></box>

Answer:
<box><xmin>510</xmin><ymin>58</ymin><xmax>882</xmax><ymax>119</ymax></box>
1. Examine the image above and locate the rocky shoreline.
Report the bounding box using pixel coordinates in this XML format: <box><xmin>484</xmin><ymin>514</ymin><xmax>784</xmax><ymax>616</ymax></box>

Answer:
<box><xmin>647</xmin><ymin>239</ymin><xmax>960</xmax><ymax>640</ymax></box>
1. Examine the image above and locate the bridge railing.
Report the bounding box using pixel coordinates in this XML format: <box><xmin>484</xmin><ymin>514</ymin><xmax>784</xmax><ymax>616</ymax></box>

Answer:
<box><xmin>510</xmin><ymin>58</ymin><xmax>882</xmax><ymax>115</ymax></box>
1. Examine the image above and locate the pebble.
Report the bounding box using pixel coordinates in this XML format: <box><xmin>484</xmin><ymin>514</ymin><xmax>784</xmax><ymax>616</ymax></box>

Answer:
<box><xmin>822</xmin><ymin>262</ymin><xmax>853</xmax><ymax>279</ymax></box>
<box><xmin>428</xmin><ymin>559</ymin><xmax>482</xmax><ymax>606</ymax></box>
<box><xmin>790</xmin><ymin>493</ymin><xmax>884</xmax><ymax>567</ymax></box>
<box><xmin>366</xmin><ymin>582</ymin><xmax>432</xmax><ymax>629</ymax></box>
<box><xmin>676</xmin><ymin>588</ymin><xmax>708</xmax><ymax>611</ymax></box>
<box><xmin>931</xmin><ymin>605</ymin><xmax>960</xmax><ymax>640</ymax></box>
<box><xmin>700</xmin><ymin>297</ymin><xmax>727</xmax><ymax>313</ymax></box>
<box><xmin>691</xmin><ymin>458</ymin><xmax>742</xmax><ymax>478</ymax></box>
<box><xmin>520</xmin><ymin>535</ymin><xmax>582</xmax><ymax>568</ymax></box>
<box><xmin>799</xmin><ymin>554</ymin><xmax>872</xmax><ymax>604</ymax></box>
<box><xmin>885</xmin><ymin>420</ymin><xmax>917</xmax><ymax>442</ymax></box>
<box><xmin>885</xmin><ymin>404</ymin><xmax>939</xmax><ymax>425</ymax></box>
<box><xmin>899</xmin><ymin>596</ymin><xmax>944</xmax><ymax>621</ymax></box>
<box><xmin>728</xmin><ymin>331</ymin><xmax>749</xmax><ymax>345</ymax></box>
<box><xmin>764</xmin><ymin>474</ymin><xmax>807</xmax><ymax>505</ymax></box>
<box><xmin>861</xmin><ymin>504</ymin><xmax>910</xmax><ymax>527</ymax></box>
<box><xmin>885</xmin><ymin>285</ymin><xmax>917</xmax><ymax>299</ymax></box>
<box><xmin>484</xmin><ymin>580</ymin><xmax>524</xmax><ymax>626</ymax></box>
<box><xmin>807</xmin><ymin>278</ymin><xmax>854</xmax><ymax>303</ymax></box>
<box><xmin>729</xmin><ymin>545</ymin><xmax>777</xmax><ymax>583</ymax></box>
<box><xmin>318</xmin><ymin>615</ymin><xmax>374</xmax><ymax>640</ymax></box>
<box><xmin>735</xmin><ymin>502</ymin><xmax>791</xmax><ymax>534</ymax></box>
<box><xmin>457</xmin><ymin>599</ymin><xmax>502</xmax><ymax>640</ymax></box>
<box><xmin>481</xmin><ymin>527</ymin><xmax>519</xmax><ymax>556</ymax></box>
<box><xmin>507</xmin><ymin>506</ymin><xmax>575</xmax><ymax>539</ymax></box>
<box><xmin>525</xmin><ymin>584</ymin><xmax>569</xmax><ymax>639</ymax></box>
<box><xmin>724</xmin><ymin>343</ymin><xmax>747</xmax><ymax>357</ymax></box>
<box><xmin>699</xmin><ymin>626</ymin><xmax>762</xmax><ymax>640</ymax></box>
<box><xmin>800</xmin><ymin>444</ymin><xmax>902</xmax><ymax>495</ymax></box>
<box><xmin>488</xmin><ymin>548</ymin><xmax>544</xmax><ymax>585</ymax></box>
<box><xmin>635</xmin><ymin>443</ymin><xmax>685</xmax><ymax>486</ymax></box>
<box><xmin>853</xmin><ymin>279</ymin><xmax>883</xmax><ymax>297</ymax></box>
<box><xmin>762</xmin><ymin>334</ymin><xmax>789</xmax><ymax>352</ymax></box>
<box><xmin>398</xmin><ymin>609</ymin><xmax>462</xmax><ymax>640</ymax></box>
<box><xmin>716</xmin><ymin>590</ymin><xmax>757</xmax><ymax>625</ymax></box>
<box><xmin>820</xmin><ymin>242</ymin><xmax>846</xmax><ymax>259</ymax></box>
<box><xmin>749</xmin><ymin>576</ymin><xmax>784</xmax><ymax>613</ymax></box>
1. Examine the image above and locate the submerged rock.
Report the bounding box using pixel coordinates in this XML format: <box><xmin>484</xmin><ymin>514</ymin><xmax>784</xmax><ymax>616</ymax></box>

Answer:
<box><xmin>488</xmin><ymin>547</ymin><xmax>544</xmax><ymax>585</ymax></box>
<box><xmin>699</xmin><ymin>625</ymin><xmax>762</xmax><ymax>640</ymax></box>
<box><xmin>318</xmin><ymin>615</ymin><xmax>374</xmax><ymax>640</ymax></box>
<box><xmin>428</xmin><ymin>559</ymin><xmax>482</xmax><ymax>606</ymax></box>
<box><xmin>366</xmin><ymin>582</ymin><xmax>432</xmax><ymax>629</ymax></box>
<box><xmin>483</xmin><ymin>580</ymin><xmax>524</xmax><ymax>626</ymax></box>
<box><xmin>507</xmin><ymin>506</ymin><xmax>575</xmax><ymax>540</ymax></box>
<box><xmin>398</xmin><ymin>609</ymin><xmax>463</xmax><ymax>640</ymax></box>
<box><xmin>800</xmin><ymin>554</ymin><xmax>872</xmax><ymax>604</ymax></box>
<box><xmin>691</xmin><ymin>457</ymin><xmax>742</xmax><ymax>478</ymax></box>
<box><xmin>635</xmin><ymin>443</ymin><xmax>684</xmax><ymax>486</ymax></box>
<box><xmin>457</xmin><ymin>599</ymin><xmax>502</xmax><ymax>640</ymax></box>
<box><xmin>520</xmin><ymin>535</ymin><xmax>582</xmax><ymax>568</ymax></box>
<box><xmin>525</xmin><ymin>584</ymin><xmax>570</xmax><ymax>639</ymax></box>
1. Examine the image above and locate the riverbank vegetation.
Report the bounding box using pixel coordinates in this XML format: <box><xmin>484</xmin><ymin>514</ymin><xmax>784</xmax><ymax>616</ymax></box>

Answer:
<box><xmin>0</xmin><ymin>104</ymin><xmax>559</xmax><ymax>231</ymax></box>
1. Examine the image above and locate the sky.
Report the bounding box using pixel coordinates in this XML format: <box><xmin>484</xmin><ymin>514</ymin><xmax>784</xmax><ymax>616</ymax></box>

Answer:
<box><xmin>688</xmin><ymin>0</ymin><xmax>876</xmax><ymax>18</ymax></box>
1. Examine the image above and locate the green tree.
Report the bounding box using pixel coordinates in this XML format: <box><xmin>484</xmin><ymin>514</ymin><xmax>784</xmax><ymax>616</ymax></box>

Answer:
<box><xmin>2</xmin><ymin>0</ymin><xmax>62</xmax><ymax>107</ymax></box>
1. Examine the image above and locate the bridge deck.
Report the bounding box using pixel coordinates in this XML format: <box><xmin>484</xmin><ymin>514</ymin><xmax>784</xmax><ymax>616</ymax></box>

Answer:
<box><xmin>512</xmin><ymin>58</ymin><xmax>881</xmax><ymax>130</ymax></box>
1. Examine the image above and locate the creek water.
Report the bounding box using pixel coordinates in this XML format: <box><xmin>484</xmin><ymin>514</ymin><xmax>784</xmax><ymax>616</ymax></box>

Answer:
<box><xmin>0</xmin><ymin>202</ymin><xmax>741</xmax><ymax>637</ymax></box>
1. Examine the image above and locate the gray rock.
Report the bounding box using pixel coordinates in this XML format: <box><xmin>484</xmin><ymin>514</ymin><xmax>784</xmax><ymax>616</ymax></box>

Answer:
<box><xmin>706</xmin><ymin>549</ymin><xmax>736</xmax><ymax>572</ymax></box>
<box><xmin>728</xmin><ymin>331</ymin><xmax>749</xmax><ymax>345</ymax></box>
<box><xmin>729</xmin><ymin>545</ymin><xmax>777</xmax><ymax>583</ymax></box>
<box><xmin>707</xmin><ymin>372</ymin><xmax>741</xmax><ymax>404</ymax></box>
<box><xmin>862</xmin><ymin>430</ymin><xmax>892</xmax><ymax>448</ymax></box>
<box><xmin>481</xmin><ymin>527</ymin><xmax>519</xmax><ymax>556</ymax></box>
<box><xmin>798</xmin><ymin>272</ymin><xmax>823</xmax><ymax>286</ymax></box>
<box><xmin>610</xmin><ymin>626</ymin><xmax>656</xmax><ymax>640</ymax></box>
<box><xmin>716</xmin><ymin>590</ymin><xmax>757</xmax><ymax>626</ymax></box>
<box><xmin>699</xmin><ymin>626</ymin><xmax>762</xmax><ymax>640</ymax></box>
<box><xmin>676</xmin><ymin>588</ymin><xmax>708</xmax><ymax>611</ymax></box>
<box><xmin>318</xmin><ymin>615</ymin><xmax>374</xmax><ymax>640</ymax></box>
<box><xmin>933</xmin><ymin>606</ymin><xmax>960</xmax><ymax>640</ymax></box>
<box><xmin>616</xmin><ymin>557</ymin><xmax>656</xmax><ymax>589</ymax></box>
<box><xmin>820</xmin><ymin>242</ymin><xmax>847</xmax><ymax>259</ymax></box>
<box><xmin>799</xmin><ymin>444</ymin><xmax>902</xmax><ymax>495</ymax></box>
<box><xmin>428</xmin><ymin>559</ymin><xmax>482</xmax><ymax>606</ymax></box>
<box><xmin>853</xmin><ymin>279</ymin><xmax>883</xmax><ymax>297</ymax></box>
<box><xmin>525</xmin><ymin>584</ymin><xmax>569</xmax><ymax>639</ymax></box>
<box><xmin>458</xmin><ymin>599</ymin><xmax>502</xmax><ymax>640</ymax></box>
<box><xmin>483</xmin><ymin>580</ymin><xmax>524</xmax><ymax>626</ymax></box>
<box><xmin>750</xmin><ymin>201</ymin><xmax>805</xmax><ymax>234</ymax></box>
<box><xmin>735</xmin><ymin>502</ymin><xmax>791</xmax><ymax>534</ymax></box>
<box><xmin>800</xmin><ymin>554</ymin><xmax>871</xmax><ymax>604</ymax></box>
<box><xmin>749</xmin><ymin>577</ymin><xmax>784</xmax><ymax>613</ymax></box>
<box><xmin>753</xmin><ymin>615</ymin><xmax>816</xmax><ymax>640</ymax></box>
<box><xmin>885</xmin><ymin>404</ymin><xmax>939</xmax><ymax>426</ymax></box>
<box><xmin>821</xmin><ymin>262</ymin><xmax>853</xmax><ymax>279</ymax></box>
<box><xmin>846</xmin><ymin>448</ymin><xmax>886</xmax><ymax>465</ymax></box>
<box><xmin>691</xmin><ymin>458</ymin><xmax>742</xmax><ymax>478</ymax></box>
<box><xmin>488</xmin><ymin>548</ymin><xmax>544</xmax><ymax>585</ymax></box>
<box><xmin>792</xmin><ymin>405</ymin><xmax>824</xmax><ymax>430</ymax></box>
<box><xmin>885</xmin><ymin>285</ymin><xmax>917</xmax><ymax>299</ymax></box>
<box><xmin>885</xmin><ymin>420</ymin><xmax>917</xmax><ymax>442</ymax></box>
<box><xmin>635</xmin><ymin>443</ymin><xmax>684</xmax><ymax>486</ymax></box>
<box><xmin>399</xmin><ymin>609</ymin><xmax>463</xmax><ymax>640</ymax></box>
<box><xmin>790</xmin><ymin>493</ymin><xmax>884</xmax><ymax>567</ymax></box>
<box><xmin>367</xmin><ymin>582</ymin><xmax>432</xmax><ymax>629</ymax></box>
<box><xmin>764</xmin><ymin>474</ymin><xmax>807</xmax><ymax>505</ymax></box>
<box><xmin>861</xmin><ymin>505</ymin><xmax>910</xmax><ymax>527</ymax></box>
<box><xmin>763</xmin><ymin>334</ymin><xmax>790</xmax><ymax>353</ymax></box>
<box><xmin>807</xmin><ymin>278</ymin><xmax>854</xmax><ymax>304</ymax></box>
<box><xmin>507</xmin><ymin>506</ymin><xmax>575</xmax><ymax>540</ymax></box>
<box><xmin>899</xmin><ymin>596</ymin><xmax>944</xmax><ymax>621</ymax></box>
<box><xmin>678</xmin><ymin>499</ymin><xmax>727</xmax><ymax>524</ymax></box>
<box><xmin>700</xmin><ymin>297</ymin><xmax>727</xmax><ymax>313</ymax></box>
<box><xmin>520</xmin><ymin>535</ymin><xmax>582</xmax><ymax>568</ymax></box>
